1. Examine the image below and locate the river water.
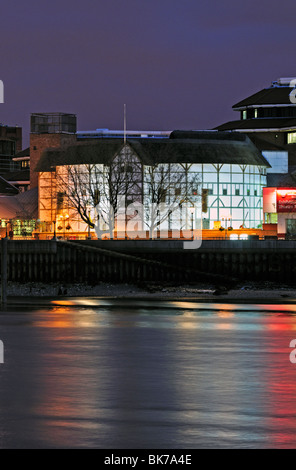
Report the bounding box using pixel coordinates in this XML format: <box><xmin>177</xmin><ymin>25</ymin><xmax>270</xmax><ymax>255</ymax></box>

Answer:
<box><xmin>0</xmin><ymin>298</ymin><xmax>296</xmax><ymax>449</ymax></box>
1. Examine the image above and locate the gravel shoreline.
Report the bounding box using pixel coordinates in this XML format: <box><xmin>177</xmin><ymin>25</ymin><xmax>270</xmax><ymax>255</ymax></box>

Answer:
<box><xmin>4</xmin><ymin>281</ymin><xmax>296</xmax><ymax>301</ymax></box>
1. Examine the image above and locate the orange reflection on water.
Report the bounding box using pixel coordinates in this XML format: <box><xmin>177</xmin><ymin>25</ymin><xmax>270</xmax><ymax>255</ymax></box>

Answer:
<box><xmin>34</xmin><ymin>306</ymin><xmax>99</xmax><ymax>329</ymax></box>
<box><xmin>216</xmin><ymin>310</ymin><xmax>235</xmax><ymax>318</ymax></box>
<box><xmin>51</xmin><ymin>300</ymin><xmax>76</xmax><ymax>306</ymax></box>
<box><xmin>169</xmin><ymin>301</ymin><xmax>200</xmax><ymax>310</ymax></box>
<box><xmin>216</xmin><ymin>323</ymin><xmax>236</xmax><ymax>330</ymax></box>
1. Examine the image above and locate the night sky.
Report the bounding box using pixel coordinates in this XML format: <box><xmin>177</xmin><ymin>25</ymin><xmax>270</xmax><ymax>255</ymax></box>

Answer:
<box><xmin>1</xmin><ymin>0</ymin><xmax>296</xmax><ymax>147</ymax></box>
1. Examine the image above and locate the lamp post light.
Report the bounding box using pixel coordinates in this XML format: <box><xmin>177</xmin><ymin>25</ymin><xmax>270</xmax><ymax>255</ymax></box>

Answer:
<box><xmin>86</xmin><ymin>204</ymin><xmax>92</xmax><ymax>240</ymax></box>
<box><xmin>222</xmin><ymin>216</ymin><xmax>227</xmax><ymax>239</ymax></box>
<box><xmin>64</xmin><ymin>214</ymin><xmax>69</xmax><ymax>239</ymax></box>
<box><xmin>189</xmin><ymin>206</ymin><xmax>195</xmax><ymax>239</ymax></box>
<box><xmin>8</xmin><ymin>220</ymin><xmax>13</xmax><ymax>239</ymax></box>
<box><xmin>226</xmin><ymin>216</ymin><xmax>232</xmax><ymax>239</ymax></box>
<box><xmin>222</xmin><ymin>216</ymin><xmax>232</xmax><ymax>239</ymax></box>
<box><xmin>88</xmin><ymin>210</ymin><xmax>91</xmax><ymax>239</ymax></box>
<box><xmin>52</xmin><ymin>220</ymin><xmax>57</xmax><ymax>240</ymax></box>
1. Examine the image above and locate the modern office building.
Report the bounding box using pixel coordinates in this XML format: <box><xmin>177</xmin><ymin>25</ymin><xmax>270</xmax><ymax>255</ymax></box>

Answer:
<box><xmin>216</xmin><ymin>77</ymin><xmax>296</xmax><ymax>238</ymax></box>
<box><xmin>215</xmin><ymin>77</ymin><xmax>296</xmax><ymax>169</ymax></box>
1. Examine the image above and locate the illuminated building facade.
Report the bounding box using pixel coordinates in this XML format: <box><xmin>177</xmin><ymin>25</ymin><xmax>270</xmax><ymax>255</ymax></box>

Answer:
<box><xmin>35</xmin><ymin>130</ymin><xmax>269</xmax><ymax>238</ymax></box>
<box><xmin>263</xmin><ymin>175</ymin><xmax>296</xmax><ymax>239</ymax></box>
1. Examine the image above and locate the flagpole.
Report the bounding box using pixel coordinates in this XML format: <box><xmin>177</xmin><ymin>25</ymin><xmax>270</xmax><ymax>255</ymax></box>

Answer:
<box><xmin>124</xmin><ymin>103</ymin><xmax>126</xmax><ymax>145</ymax></box>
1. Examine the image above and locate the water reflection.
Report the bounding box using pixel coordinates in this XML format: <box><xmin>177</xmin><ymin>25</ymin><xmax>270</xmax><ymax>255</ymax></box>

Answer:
<box><xmin>0</xmin><ymin>302</ymin><xmax>296</xmax><ymax>448</ymax></box>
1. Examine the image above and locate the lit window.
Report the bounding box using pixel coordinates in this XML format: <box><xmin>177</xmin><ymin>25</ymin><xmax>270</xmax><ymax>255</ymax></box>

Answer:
<box><xmin>254</xmin><ymin>109</ymin><xmax>258</xmax><ymax>118</ymax></box>
<box><xmin>242</xmin><ymin>110</ymin><xmax>247</xmax><ymax>120</ymax></box>
<box><xmin>287</xmin><ymin>132</ymin><xmax>296</xmax><ymax>144</ymax></box>
<box><xmin>270</xmin><ymin>213</ymin><xmax>278</xmax><ymax>224</ymax></box>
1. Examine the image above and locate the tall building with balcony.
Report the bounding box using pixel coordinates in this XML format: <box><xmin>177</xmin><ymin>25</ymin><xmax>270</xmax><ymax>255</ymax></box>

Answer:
<box><xmin>216</xmin><ymin>78</ymin><xmax>296</xmax><ymax>238</ymax></box>
<box><xmin>215</xmin><ymin>77</ymin><xmax>296</xmax><ymax>170</ymax></box>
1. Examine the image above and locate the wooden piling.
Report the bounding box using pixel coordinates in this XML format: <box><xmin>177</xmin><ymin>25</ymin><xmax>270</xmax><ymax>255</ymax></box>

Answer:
<box><xmin>1</xmin><ymin>237</ymin><xmax>7</xmax><ymax>305</ymax></box>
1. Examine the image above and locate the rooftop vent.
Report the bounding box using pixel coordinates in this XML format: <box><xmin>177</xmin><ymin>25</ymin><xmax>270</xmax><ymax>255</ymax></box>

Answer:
<box><xmin>272</xmin><ymin>78</ymin><xmax>296</xmax><ymax>87</ymax></box>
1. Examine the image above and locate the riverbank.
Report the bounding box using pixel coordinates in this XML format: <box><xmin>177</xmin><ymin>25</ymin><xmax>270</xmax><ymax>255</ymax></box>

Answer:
<box><xmin>3</xmin><ymin>280</ymin><xmax>296</xmax><ymax>303</ymax></box>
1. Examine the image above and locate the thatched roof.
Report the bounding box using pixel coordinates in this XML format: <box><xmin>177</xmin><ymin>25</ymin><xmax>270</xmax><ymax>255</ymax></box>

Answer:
<box><xmin>35</xmin><ymin>130</ymin><xmax>270</xmax><ymax>171</ymax></box>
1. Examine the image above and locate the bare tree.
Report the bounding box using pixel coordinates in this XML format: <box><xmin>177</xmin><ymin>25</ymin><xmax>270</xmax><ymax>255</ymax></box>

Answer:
<box><xmin>55</xmin><ymin>145</ymin><xmax>201</xmax><ymax>240</ymax></box>
<box><xmin>56</xmin><ymin>144</ymin><xmax>141</xmax><ymax>238</ymax></box>
<box><xmin>143</xmin><ymin>163</ymin><xmax>201</xmax><ymax>238</ymax></box>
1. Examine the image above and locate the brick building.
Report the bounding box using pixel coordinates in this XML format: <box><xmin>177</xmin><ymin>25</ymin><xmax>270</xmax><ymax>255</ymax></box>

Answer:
<box><xmin>30</xmin><ymin>113</ymin><xmax>77</xmax><ymax>188</ymax></box>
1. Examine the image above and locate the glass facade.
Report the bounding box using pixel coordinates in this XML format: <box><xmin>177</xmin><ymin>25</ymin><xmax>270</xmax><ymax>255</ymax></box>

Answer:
<box><xmin>143</xmin><ymin>162</ymin><xmax>266</xmax><ymax>230</ymax></box>
<box><xmin>198</xmin><ymin>163</ymin><xmax>266</xmax><ymax>229</ymax></box>
<box><xmin>141</xmin><ymin>161</ymin><xmax>267</xmax><ymax>230</ymax></box>
<box><xmin>39</xmin><ymin>145</ymin><xmax>267</xmax><ymax>235</ymax></box>
<box><xmin>31</xmin><ymin>113</ymin><xmax>77</xmax><ymax>134</ymax></box>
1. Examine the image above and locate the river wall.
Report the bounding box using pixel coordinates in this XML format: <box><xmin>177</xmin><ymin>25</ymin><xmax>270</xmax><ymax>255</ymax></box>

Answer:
<box><xmin>2</xmin><ymin>240</ymin><xmax>296</xmax><ymax>285</ymax></box>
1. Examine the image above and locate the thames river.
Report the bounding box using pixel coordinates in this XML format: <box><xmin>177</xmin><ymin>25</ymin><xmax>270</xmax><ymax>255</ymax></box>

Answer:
<box><xmin>0</xmin><ymin>298</ymin><xmax>296</xmax><ymax>449</ymax></box>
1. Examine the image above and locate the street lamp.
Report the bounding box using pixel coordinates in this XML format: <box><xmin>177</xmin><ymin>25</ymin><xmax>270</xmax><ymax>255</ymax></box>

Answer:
<box><xmin>88</xmin><ymin>210</ymin><xmax>91</xmax><ymax>239</ymax></box>
<box><xmin>86</xmin><ymin>204</ymin><xmax>92</xmax><ymax>240</ymax></box>
<box><xmin>189</xmin><ymin>206</ymin><xmax>195</xmax><ymax>239</ymax></box>
<box><xmin>52</xmin><ymin>220</ymin><xmax>57</xmax><ymax>240</ymax></box>
<box><xmin>64</xmin><ymin>214</ymin><xmax>69</xmax><ymax>239</ymax></box>
<box><xmin>222</xmin><ymin>216</ymin><xmax>232</xmax><ymax>239</ymax></box>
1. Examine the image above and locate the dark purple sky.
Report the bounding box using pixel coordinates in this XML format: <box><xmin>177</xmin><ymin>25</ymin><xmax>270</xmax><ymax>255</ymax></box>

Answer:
<box><xmin>1</xmin><ymin>0</ymin><xmax>296</xmax><ymax>147</ymax></box>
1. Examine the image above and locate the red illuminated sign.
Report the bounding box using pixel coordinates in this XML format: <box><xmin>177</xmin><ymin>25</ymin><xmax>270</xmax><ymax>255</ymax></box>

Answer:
<box><xmin>277</xmin><ymin>189</ymin><xmax>296</xmax><ymax>213</ymax></box>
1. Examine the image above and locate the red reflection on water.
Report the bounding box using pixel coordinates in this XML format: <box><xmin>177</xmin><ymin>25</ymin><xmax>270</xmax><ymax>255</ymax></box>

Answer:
<box><xmin>260</xmin><ymin>312</ymin><xmax>296</xmax><ymax>448</ymax></box>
